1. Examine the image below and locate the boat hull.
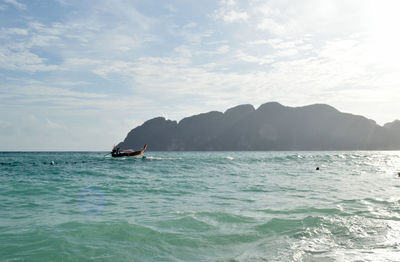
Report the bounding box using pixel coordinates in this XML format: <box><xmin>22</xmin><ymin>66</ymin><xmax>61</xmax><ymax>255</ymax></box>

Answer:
<box><xmin>111</xmin><ymin>144</ymin><xmax>147</xmax><ymax>158</ymax></box>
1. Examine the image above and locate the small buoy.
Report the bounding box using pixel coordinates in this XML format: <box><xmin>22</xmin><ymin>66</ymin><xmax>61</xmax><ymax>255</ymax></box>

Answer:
<box><xmin>316</xmin><ymin>167</ymin><xmax>320</xmax><ymax>171</ymax></box>
<box><xmin>50</xmin><ymin>161</ymin><xmax>55</xmax><ymax>166</ymax></box>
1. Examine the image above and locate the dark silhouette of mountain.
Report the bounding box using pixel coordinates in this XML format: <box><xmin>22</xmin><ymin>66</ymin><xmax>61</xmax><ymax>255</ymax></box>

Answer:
<box><xmin>118</xmin><ymin>102</ymin><xmax>400</xmax><ymax>151</ymax></box>
<box><xmin>383</xmin><ymin>120</ymin><xmax>400</xmax><ymax>149</ymax></box>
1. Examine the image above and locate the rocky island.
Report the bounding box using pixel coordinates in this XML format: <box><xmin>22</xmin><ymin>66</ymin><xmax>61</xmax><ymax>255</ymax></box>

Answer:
<box><xmin>118</xmin><ymin>102</ymin><xmax>400</xmax><ymax>151</ymax></box>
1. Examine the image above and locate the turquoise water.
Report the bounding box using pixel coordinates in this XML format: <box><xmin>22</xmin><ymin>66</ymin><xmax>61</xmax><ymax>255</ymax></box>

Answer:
<box><xmin>1</xmin><ymin>152</ymin><xmax>400</xmax><ymax>261</ymax></box>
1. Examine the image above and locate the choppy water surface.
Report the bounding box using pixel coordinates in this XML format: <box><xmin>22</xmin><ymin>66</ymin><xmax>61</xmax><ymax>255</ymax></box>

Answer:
<box><xmin>1</xmin><ymin>151</ymin><xmax>400</xmax><ymax>261</ymax></box>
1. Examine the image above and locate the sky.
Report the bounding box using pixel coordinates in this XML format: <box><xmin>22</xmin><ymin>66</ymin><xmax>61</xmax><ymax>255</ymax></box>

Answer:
<box><xmin>0</xmin><ymin>0</ymin><xmax>399</xmax><ymax>151</ymax></box>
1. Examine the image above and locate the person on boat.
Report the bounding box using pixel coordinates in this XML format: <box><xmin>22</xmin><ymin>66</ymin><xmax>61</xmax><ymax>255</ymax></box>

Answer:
<box><xmin>112</xmin><ymin>146</ymin><xmax>120</xmax><ymax>156</ymax></box>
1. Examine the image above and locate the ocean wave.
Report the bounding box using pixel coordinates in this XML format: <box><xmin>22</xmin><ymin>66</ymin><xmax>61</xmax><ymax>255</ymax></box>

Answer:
<box><xmin>2</xmin><ymin>151</ymin><xmax>400</xmax><ymax>261</ymax></box>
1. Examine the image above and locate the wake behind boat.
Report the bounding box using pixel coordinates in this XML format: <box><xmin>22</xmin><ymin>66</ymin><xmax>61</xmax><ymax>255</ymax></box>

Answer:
<box><xmin>111</xmin><ymin>144</ymin><xmax>147</xmax><ymax>158</ymax></box>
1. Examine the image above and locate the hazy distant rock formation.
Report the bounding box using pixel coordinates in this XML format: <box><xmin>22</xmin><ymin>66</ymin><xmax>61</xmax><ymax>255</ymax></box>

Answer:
<box><xmin>118</xmin><ymin>102</ymin><xmax>400</xmax><ymax>151</ymax></box>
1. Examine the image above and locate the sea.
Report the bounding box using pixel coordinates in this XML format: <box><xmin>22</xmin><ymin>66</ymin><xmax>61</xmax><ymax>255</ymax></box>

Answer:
<box><xmin>1</xmin><ymin>151</ymin><xmax>400</xmax><ymax>261</ymax></box>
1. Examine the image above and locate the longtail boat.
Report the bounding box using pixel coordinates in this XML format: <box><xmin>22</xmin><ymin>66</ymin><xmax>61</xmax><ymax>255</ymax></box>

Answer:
<box><xmin>111</xmin><ymin>144</ymin><xmax>147</xmax><ymax>158</ymax></box>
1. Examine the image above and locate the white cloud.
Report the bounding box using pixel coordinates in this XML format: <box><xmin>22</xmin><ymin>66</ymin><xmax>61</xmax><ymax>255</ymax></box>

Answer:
<box><xmin>45</xmin><ymin>119</ymin><xmax>65</xmax><ymax>130</ymax></box>
<box><xmin>0</xmin><ymin>22</ymin><xmax>65</xmax><ymax>72</ymax></box>
<box><xmin>205</xmin><ymin>40</ymin><xmax>229</xmax><ymax>45</ymax></box>
<box><xmin>298</xmin><ymin>44</ymin><xmax>313</xmax><ymax>50</ymax></box>
<box><xmin>257</xmin><ymin>18</ymin><xmax>287</xmax><ymax>35</ymax></box>
<box><xmin>92</xmin><ymin>61</ymin><xmax>135</xmax><ymax>79</ymax></box>
<box><xmin>219</xmin><ymin>10</ymin><xmax>248</xmax><ymax>23</ymax></box>
<box><xmin>268</xmin><ymin>39</ymin><xmax>303</xmax><ymax>49</ymax></box>
<box><xmin>3</xmin><ymin>0</ymin><xmax>26</xmax><ymax>10</ymax></box>
<box><xmin>0</xmin><ymin>2</ymin><xmax>158</xmax><ymax>74</ymax></box>
<box><xmin>214</xmin><ymin>0</ymin><xmax>248</xmax><ymax>23</ymax></box>
<box><xmin>165</xmin><ymin>3</ymin><xmax>177</xmax><ymax>13</ymax></box>
<box><xmin>183</xmin><ymin>22</ymin><xmax>197</xmax><ymax>30</ymax></box>
<box><xmin>62</xmin><ymin>58</ymin><xmax>101</xmax><ymax>67</ymax></box>
<box><xmin>1</xmin><ymin>28</ymin><xmax>28</xmax><ymax>35</ymax></box>
<box><xmin>217</xmin><ymin>45</ymin><xmax>230</xmax><ymax>54</ymax></box>
<box><xmin>236</xmin><ymin>50</ymin><xmax>274</xmax><ymax>65</ymax></box>
<box><xmin>251</xmin><ymin>0</ymin><xmax>368</xmax><ymax>38</ymax></box>
<box><xmin>2</xmin><ymin>84</ymin><xmax>107</xmax><ymax>100</ymax></box>
<box><xmin>0</xmin><ymin>47</ymin><xmax>58</xmax><ymax>72</ymax></box>
<box><xmin>276</xmin><ymin>48</ymin><xmax>298</xmax><ymax>57</ymax></box>
<box><xmin>247</xmin><ymin>40</ymin><xmax>268</xmax><ymax>46</ymax></box>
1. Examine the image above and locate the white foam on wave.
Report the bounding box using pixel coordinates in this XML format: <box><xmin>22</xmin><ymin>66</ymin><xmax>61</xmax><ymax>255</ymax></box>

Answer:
<box><xmin>144</xmin><ymin>156</ymin><xmax>182</xmax><ymax>160</ymax></box>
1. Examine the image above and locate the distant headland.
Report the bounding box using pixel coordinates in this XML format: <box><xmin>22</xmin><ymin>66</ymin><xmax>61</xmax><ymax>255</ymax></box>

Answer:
<box><xmin>118</xmin><ymin>102</ymin><xmax>400</xmax><ymax>151</ymax></box>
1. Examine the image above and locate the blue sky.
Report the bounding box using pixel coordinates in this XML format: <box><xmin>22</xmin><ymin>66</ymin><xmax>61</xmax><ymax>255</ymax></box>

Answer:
<box><xmin>1</xmin><ymin>0</ymin><xmax>399</xmax><ymax>150</ymax></box>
